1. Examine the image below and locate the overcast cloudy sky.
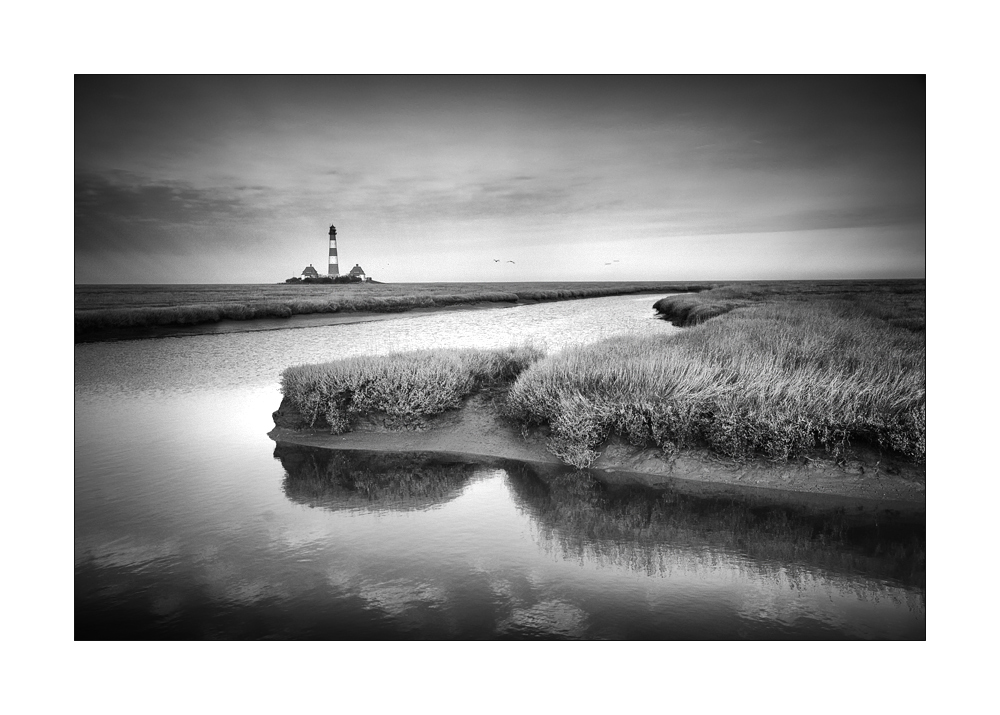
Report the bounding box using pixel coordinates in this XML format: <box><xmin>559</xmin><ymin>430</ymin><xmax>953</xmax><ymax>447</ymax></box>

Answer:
<box><xmin>75</xmin><ymin>75</ymin><xmax>924</xmax><ymax>284</ymax></box>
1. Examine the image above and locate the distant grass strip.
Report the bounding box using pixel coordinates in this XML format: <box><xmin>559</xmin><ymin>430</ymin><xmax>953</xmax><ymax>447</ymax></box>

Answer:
<box><xmin>74</xmin><ymin>292</ymin><xmax>518</xmax><ymax>334</ymax></box>
<box><xmin>653</xmin><ymin>280</ymin><xmax>925</xmax><ymax>329</ymax></box>
<box><xmin>280</xmin><ymin>344</ymin><xmax>544</xmax><ymax>432</ymax></box>
<box><xmin>506</xmin><ymin>290</ymin><xmax>925</xmax><ymax>467</ymax></box>
<box><xmin>75</xmin><ymin>282</ymin><xmax>710</xmax><ymax>339</ymax></box>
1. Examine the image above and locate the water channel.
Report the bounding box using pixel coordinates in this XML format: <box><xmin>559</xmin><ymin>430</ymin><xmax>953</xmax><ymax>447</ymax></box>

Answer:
<box><xmin>75</xmin><ymin>294</ymin><xmax>925</xmax><ymax>639</ymax></box>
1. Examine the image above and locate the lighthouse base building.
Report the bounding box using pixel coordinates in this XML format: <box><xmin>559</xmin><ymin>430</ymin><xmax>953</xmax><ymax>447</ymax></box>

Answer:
<box><xmin>347</xmin><ymin>264</ymin><xmax>368</xmax><ymax>281</ymax></box>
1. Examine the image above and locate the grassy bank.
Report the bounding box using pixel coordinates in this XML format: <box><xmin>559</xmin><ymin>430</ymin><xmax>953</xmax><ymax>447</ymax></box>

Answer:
<box><xmin>507</xmin><ymin>282</ymin><xmax>925</xmax><ymax>467</ymax></box>
<box><xmin>280</xmin><ymin>344</ymin><xmax>544</xmax><ymax>432</ymax></box>
<box><xmin>274</xmin><ymin>280</ymin><xmax>925</xmax><ymax>471</ymax></box>
<box><xmin>75</xmin><ymin>281</ymin><xmax>711</xmax><ymax>339</ymax></box>
<box><xmin>652</xmin><ymin>279</ymin><xmax>924</xmax><ymax>328</ymax></box>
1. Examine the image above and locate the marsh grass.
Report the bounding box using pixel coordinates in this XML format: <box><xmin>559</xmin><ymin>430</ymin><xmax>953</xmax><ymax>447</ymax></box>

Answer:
<box><xmin>75</xmin><ymin>281</ymin><xmax>711</xmax><ymax>338</ymax></box>
<box><xmin>74</xmin><ymin>292</ymin><xmax>519</xmax><ymax>334</ymax></box>
<box><xmin>273</xmin><ymin>279</ymin><xmax>924</xmax><ymax>469</ymax></box>
<box><xmin>280</xmin><ymin>344</ymin><xmax>544</xmax><ymax>432</ymax></box>
<box><xmin>653</xmin><ymin>279</ymin><xmax>925</xmax><ymax>327</ymax></box>
<box><xmin>507</xmin><ymin>285</ymin><xmax>925</xmax><ymax>467</ymax></box>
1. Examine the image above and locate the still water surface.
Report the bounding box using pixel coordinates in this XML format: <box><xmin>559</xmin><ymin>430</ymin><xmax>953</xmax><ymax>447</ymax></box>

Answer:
<box><xmin>75</xmin><ymin>295</ymin><xmax>925</xmax><ymax>639</ymax></box>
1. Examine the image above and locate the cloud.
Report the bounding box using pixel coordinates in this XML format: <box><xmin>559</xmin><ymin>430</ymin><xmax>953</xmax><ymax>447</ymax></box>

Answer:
<box><xmin>367</xmin><ymin>175</ymin><xmax>579</xmax><ymax>222</ymax></box>
<box><xmin>73</xmin><ymin>77</ymin><xmax>924</xmax><ymax>282</ymax></box>
<box><xmin>75</xmin><ymin>172</ymin><xmax>256</xmax><ymax>255</ymax></box>
<box><xmin>638</xmin><ymin>200</ymin><xmax>926</xmax><ymax>238</ymax></box>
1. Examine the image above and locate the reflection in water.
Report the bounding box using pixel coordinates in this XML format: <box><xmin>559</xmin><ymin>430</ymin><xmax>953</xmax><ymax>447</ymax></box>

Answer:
<box><xmin>278</xmin><ymin>446</ymin><xmax>924</xmax><ymax>593</ymax></box>
<box><xmin>503</xmin><ymin>464</ymin><xmax>925</xmax><ymax>592</ymax></box>
<box><xmin>274</xmin><ymin>445</ymin><xmax>476</xmax><ymax>513</ymax></box>
<box><xmin>272</xmin><ymin>446</ymin><xmax>925</xmax><ymax>638</ymax></box>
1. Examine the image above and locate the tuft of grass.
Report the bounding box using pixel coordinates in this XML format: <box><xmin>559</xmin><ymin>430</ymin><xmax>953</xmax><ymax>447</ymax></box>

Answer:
<box><xmin>280</xmin><ymin>344</ymin><xmax>544</xmax><ymax>433</ymax></box>
<box><xmin>507</xmin><ymin>288</ymin><xmax>925</xmax><ymax>468</ymax></box>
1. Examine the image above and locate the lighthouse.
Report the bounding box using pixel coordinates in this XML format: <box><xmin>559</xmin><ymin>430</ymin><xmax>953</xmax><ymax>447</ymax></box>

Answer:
<box><xmin>328</xmin><ymin>225</ymin><xmax>339</xmax><ymax>277</ymax></box>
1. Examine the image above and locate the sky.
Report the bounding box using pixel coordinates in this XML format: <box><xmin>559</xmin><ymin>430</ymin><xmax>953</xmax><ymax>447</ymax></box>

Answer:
<box><xmin>75</xmin><ymin>75</ymin><xmax>925</xmax><ymax>284</ymax></box>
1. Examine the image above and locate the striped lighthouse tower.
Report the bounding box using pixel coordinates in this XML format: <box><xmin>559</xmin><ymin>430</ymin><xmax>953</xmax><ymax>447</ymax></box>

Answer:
<box><xmin>328</xmin><ymin>225</ymin><xmax>339</xmax><ymax>277</ymax></box>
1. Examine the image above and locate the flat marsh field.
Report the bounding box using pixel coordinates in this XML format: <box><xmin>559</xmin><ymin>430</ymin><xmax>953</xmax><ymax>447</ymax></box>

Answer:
<box><xmin>74</xmin><ymin>281</ymin><xmax>712</xmax><ymax>341</ymax></box>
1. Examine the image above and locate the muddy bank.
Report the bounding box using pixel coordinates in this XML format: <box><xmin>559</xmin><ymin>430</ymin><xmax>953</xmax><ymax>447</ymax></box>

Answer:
<box><xmin>269</xmin><ymin>392</ymin><xmax>925</xmax><ymax>514</ymax></box>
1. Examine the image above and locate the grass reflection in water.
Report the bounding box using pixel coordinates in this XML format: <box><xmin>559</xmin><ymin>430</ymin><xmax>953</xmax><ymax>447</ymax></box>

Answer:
<box><xmin>274</xmin><ymin>444</ymin><xmax>476</xmax><ymax>513</ymax></box>
<box><xmin>275</xmin><ymin>445</ymin><xmax>924</xmax><ymax>599</ymax></box>
<box><xmin>504</xmin><ymin>465</ymin><xmax>925</xmax><ymax>603</ymax></box>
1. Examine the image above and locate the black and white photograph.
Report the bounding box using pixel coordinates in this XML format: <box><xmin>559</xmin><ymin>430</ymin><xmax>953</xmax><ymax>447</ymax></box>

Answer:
<box><xmin>74</xmin><ymin>74</ymin><xmax>927</xmax><ymax>642</ymax></box>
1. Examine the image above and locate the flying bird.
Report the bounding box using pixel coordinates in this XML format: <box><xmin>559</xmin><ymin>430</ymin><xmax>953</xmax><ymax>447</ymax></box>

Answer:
<box><xmin>493</xmin><ymin>259</ymin><xmax>500</xmax><ymax>262</ymax></box>
<box><xmin>507</xmin><ymin>260</ymin><xmax>515</xmax><ymax>264</ymax></box>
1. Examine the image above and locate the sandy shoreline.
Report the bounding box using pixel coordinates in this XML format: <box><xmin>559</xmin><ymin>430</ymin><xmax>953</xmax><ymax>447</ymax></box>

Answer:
<box><xmin>269</xmin><ymin>393</ymin><xmax>926</xmax><ymax>515</ymax></box>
